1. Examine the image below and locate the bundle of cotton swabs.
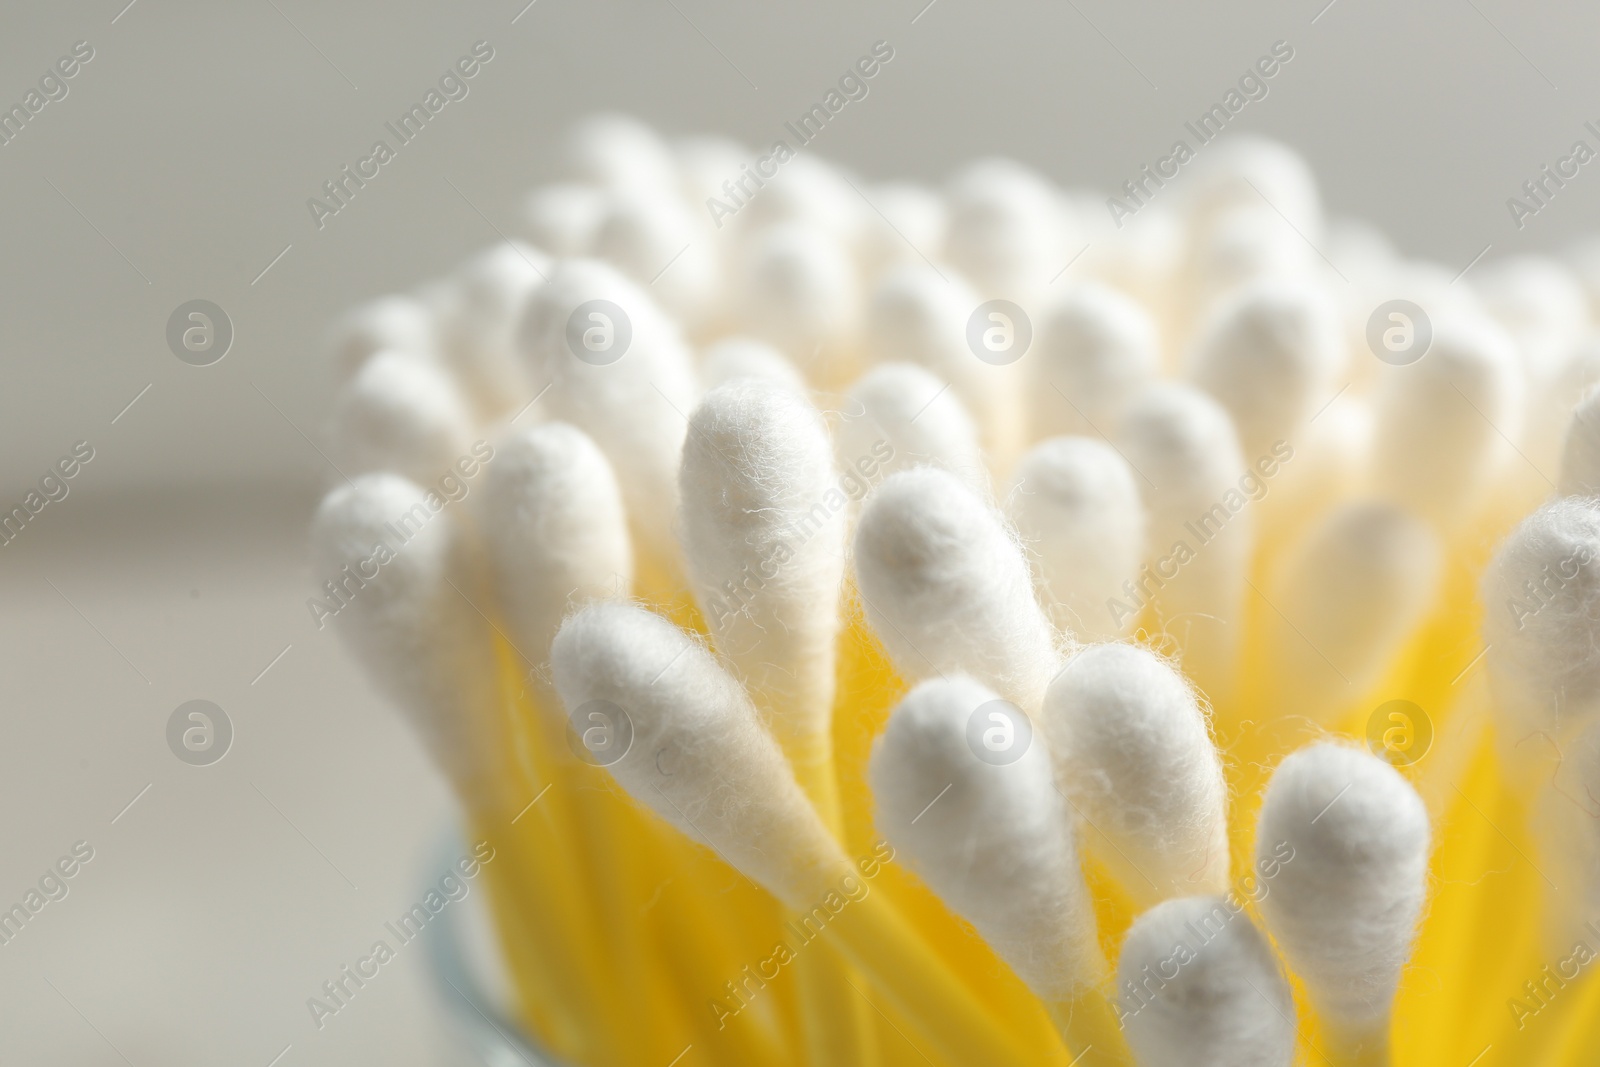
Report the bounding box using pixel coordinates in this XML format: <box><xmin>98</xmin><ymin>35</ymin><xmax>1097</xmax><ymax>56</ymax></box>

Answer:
<box><xmin>309</xmin><ymin>113</ymin><xmax>1600</xmax><ymax>1066</ymax></box>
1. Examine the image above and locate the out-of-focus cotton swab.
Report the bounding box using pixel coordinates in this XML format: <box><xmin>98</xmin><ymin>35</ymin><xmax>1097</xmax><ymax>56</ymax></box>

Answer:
<box><xmin>1260</xmin><ymin>501</ymin><xmax>1441</xmax><ymax>726</ymax></box>
<box><xmin>310</xmin><ymin>472</ymin><xmax>499</xmax><ymax>804</ymax></box>
<box><xmin>326</xmin><ymin>293</ymin><xmax>437</xmax><ymax>387</ymax></box>
<box><xmin>327</xmin><ymin>349</ymin><xmax>475</xmax><ymax>486</ymax></box>
<box><xmin>1030</xmin><ymin>281</ymin><xmax>1159</xmax><ymax>441</ymax></box>
<box><xmin>1369</xmin><ymin>315</ymin><xmax>1522</xmax><ymax>531</ymax></box>
<box><xmin>838</xmin><ymin>362</ymin><xmax>986</xmax><ymax>493</ymax></box>
<box><xmin>1007</xmin><ymin>437</ymin><xmax>1146</xmax><ymax>641</ymax></box>
<box><xmin>1187</xmin><ymin>278</ymin><xmax>1345</xmax><ymax>463</ymax></box>
<box><xmin>1117</xmin><ymin>382</ymin><xmax>1252</xmax><ymax>708</ymax></box>
<box><xmin>481</xmin><ymin>422</ymin><xmax>632</xmax><ymax>660</ymax></box>
<box><xmin>516</xmin><ymin>258</ymin><xmax>697</xmax><ymax>585</ymax></box>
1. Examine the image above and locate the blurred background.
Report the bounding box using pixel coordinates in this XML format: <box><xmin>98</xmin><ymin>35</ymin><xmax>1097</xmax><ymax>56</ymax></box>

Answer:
<box><xmin>1</xmin><ymin>0</ymin><xmax>1595</xmax><ymax>1062</ymax></box>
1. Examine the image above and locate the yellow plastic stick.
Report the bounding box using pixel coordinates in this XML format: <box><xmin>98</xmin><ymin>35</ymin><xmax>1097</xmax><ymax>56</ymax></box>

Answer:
<box><xmin>1046</xmin><ymin>991</ymin><xmax>1135</xmax><ymax>1067</ymax></box>
<box><xmin>820</xmin><ymin>888</ymin><xmax>1041</xmax><ymax>1067</ymax></box>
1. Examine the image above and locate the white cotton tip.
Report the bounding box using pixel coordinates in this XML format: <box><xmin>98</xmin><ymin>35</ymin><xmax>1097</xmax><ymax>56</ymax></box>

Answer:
<box><xmin>563</xmin><ymin>112</ymin><xmax>677</xmax><ymax>192</ymax></box>
<box><xmin>1030</xmin><ymin>281</ymin><xmax>1160</xmax><ymax>441</ymax></box>
<box><xmin>672</xmin><ymin>134</ymin><xmax>749</xmax><ymax>215</ymax></box>
<box><xmin>1262</xmin><ymin>502</ymin><xmax>1441</xmax><ymax>725</ymax></box>
<box><xmin>736</xmin><ymin>153</ymin><xmax>862</xmax><ymax>243</ymax></box>
<box><xmin>550</xmin><ymin>602</ymin><xmax>846</xmax><ymax>906</ymax></box>
<box><xmin>734</xmin><ymin>222</ymin><xmax>859</xmax><ymax>372</ymax></box>
<box><xmin>865</xmin><ymin>263</ymin><xmax>1017</xmax><ymax>467</ymax></box>
<box><xmin>518</xmin><ymin>183</ymin><xmax>605</xmax><ymax>257</ymax></box>
<box><xmin>326</xmin><ymin>294</ymin><xmax>437</xmax><ymax>387</ymax></box>
<box><xmin>1043</xmin><ymin>643</ymin><xmax>1228</xmax><ymax>905</ymax></box>
<box><xmin>854</xmin><ymin>467</ymin><xmax>1059</xmax><ymax>709</ymax></box>
<box><xmin>856</xmin><ymin>182</ymin><xmax>947</xmax><ymax>277</ymax></box>
<box><xmin>1082</xmin><ymin>204</ymin><xmax>1184</xmax><ymax>310</ymax></box>
<box><xmin>869</xmin><ymin>675</ymin><xmax>1102</xmax><ymax>999</ymax></box>
<box><xmin>698</xmin><ymin>336</ymin><xmax>807</xmax><ymax>393</ymax></box>
<box><xmin>435</xmin><ymin>242</ymin><xmax>548</xmax><ymax>420</ymax></box>
<box><xmin>1116</xmin><ymin>896</ymin><xmax>1296</xmax><ymax>1067</ymax></box>
<box><xmin>327</xmin><ymin>349</ymin><xmax>475</xmax><ymax>486</ymax></box>
<box><xmin>678</xmin><ymin>380</ymin><xmax>846</xmax><ymax>758</ymax></box>
<box><xmin>1482</xmin><ymin>498</ymin><xmax>1600</xmax><ymax>764</ymax></box>
<box><xmin>1251</xmin><ymin>387</ymin><xmax>1370</xmax><ymax>555</ymax></box>
<box><xmin>592</xmin><ymin>186</ymin><xmax>720</xmax><ymax>327</ymax></box>
<box><xmin>1472</xmin><ymin>255</ymin><xmax>1591</xmax><ymax>388</ymax></box>
<box><xmin>1369</xmin><ymin>314</ymin><xmax>1523</xmax><ymax>529</ymax></box>
<box><xmin>516</xmin><ymin>258</ymin><xmax>697</xmax><ymax>572</ymax></box>
<box><xmin>837</xmin><ymin>363</ymin><xmax>986</xmax><ymax>494</ymax></box>
<box><xmin>1565</xmin><ymin>237</ymin><xmax>1600</xmax><ymax>322</ymax></box>
<box><xmin>1116</xmin><ymin>383</ymin><xmax>1252</xmax><ymax>703</ymax></box>
<box><xmin>481</xmin><ymin>422</ymin><xmax>632</xmax><ymax>661</ymax></box>
<box><xmin>1186</xmin><ymin>204</ymin><xmax>1315</xmax><ymax>304</ymax></box>
<box><xmin>1559</xmin><ymin>383</ymin><xmax>1600</xmax><ymax>496</ymax></box>
<box><xmin>1255</xmin><ymin>742</ymin><xmax>1430</xmax><ymax>1029</ymax></box>
<box><xmin>1183</xmin><ymin>136</ymin><xmax>1322</xmax><ymax>245</ymax></box>
<box><xmin>1187</xmin><ymin>277</ymin><xmax>1346</xmax><ymax>462</ymax></box>
<box><xmin>1476</xmin><ymin>256</ymin><xmax>1594</xmax><ymax>475</ymax></box>
<box><xmin>309</xmin><ymin>473</ymin><xmax>498</xmax><ymax>803</ymax></box>
<box><xmin>1007</xmin><ymin>438</ymin><xmax>1145</xmax><ymax>640</ymax></box>
<box><xmin>944</xmin><ymin>157</ymin><xmax>1064</xmax><ymax>300</ymax></box>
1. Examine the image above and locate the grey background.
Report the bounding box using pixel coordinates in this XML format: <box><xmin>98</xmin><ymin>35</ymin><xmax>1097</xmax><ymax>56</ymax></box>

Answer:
<box><xmin>0</xmin><ymin>0</ymin><xmax>1592</xmax><ymax>1063</ymax></box>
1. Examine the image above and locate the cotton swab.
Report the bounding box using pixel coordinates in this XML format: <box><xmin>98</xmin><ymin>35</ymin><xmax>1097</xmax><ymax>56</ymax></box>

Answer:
<box><xmin>736</xmin><ymin>153</ymin><xmax>863</xmax><ymax>245</ymax></box>
<box><xmin>1006</xmin><ymin>437</ymin><xmax>1146</xmax><ymax>641</ymax></box>
<box><xmin>1558</xmin><ymin>383</ymin><xmax>1600</xmax><ymax>497</ymax></box>
<box><xmin>698</xmin><ymin>337</ymin><xmax>807</xmax><ymax>394</ymax></box>
<box><xmin>854</xmin><ymin>467</ymin><xmax>1060</xmax><ymax>710</ymax></box>
<box><xmin>1186</xmin><ymin>277</ymin><xmax>1345</xmax><ymax>463</ymax></box>
<box><xmin>1116</xmin><ymin>382</ymin><xmax>1252</xmax><ymax>708</ymax></box>
<box><xmin>519</xmin><ymin>183</ymin><xmax>604</xmax><ymax>258</ymax></box>
<box><xmin>735</xmin><ymin>222</ymin><xmax>860</xmax><ymax>381</ymax></box>
<box><xmin>435</xmin><ymin>242</ymin><xmax>547</xmax><ymax>421</ymax></box>
<box><xmin>310</xmin><ymin>472</ymin><xmax>621</xmax><ymax>1063</ymax></box>
<box><xmin>1041</xmin><ymin>642</ymin><xmax>1228</xmax><ymax>906</ymax></box>
<box><xmin>481</xmin><ymin>421</ymin><xmax>632</xmax><ymax>660</ymax></box>
<box><xmin>515</xmin><ymin>257</ymin><xmax>698</xmax><ymax>588</ymax></box>
<box><xmin>593</xmin><ymin>186</ymin><xmax>720</xmax><ymax>329</ymax></box>
<box><xmin>326</xmin><ymin>293</ymin><xmax>438</xmax><ymax>387</ymax></box>
<box><xmin>1182</xmin><ymin>135</ymin><xmax>1323</xmax><ymax>247</ymax></box>
<box><xmin>671</xmin><ymin>134</ymin><xmax>748</xmax><ymax>211</ymax></box>
<box><xmin>856</xmin><ymin>182</ymin><xmax>946</xmax><ymax>279</ymax></box>
<box><xmin>1183</xmin><ymin>204</ymin><xmax>1314</xmax><ymax>312</ymax></box>
<box><xmin>944</xmin><ymin>157</ymin><xmax>1065</xmax><ymax>300</ymax></box>
<box><xmin>679</xmin><ymin>379</ymin><xmax>846</xmax><ymax>790</ymax></box>
<box><xmin>838</xmin><ymin>362</ymin><xmax>986</xmax><ymax>493</ymax></box>
<box><xmin>1116</xmin><ymin>895</ymin><xmax>1297</xmax><ymax>1067</ymax></box>
<box><xmin>310</xmin><ymin>472</ymin><xmax>499</xmax><ymax>799</ymax></box>
<box><xmin>1481</xmin><ymin>496</ymin><xmax>1600</xmax><ymax>785</ymax></box>
<box><xmin>869</xmin><ymin>675</ymin><xmax>1128</xmax><ymax>1065</ymax></box>
<box><xmin>1368</xmin><ymin>314</ymin><xmax>1523</xmax><ymax>531</ymax></box>
<box><xmin>677</xmin><ymin>378</ymin><xmax>876</xmax><ymax>1065</ymax></box>
<box><xmin>327</xmin><ymin>349</ymin><xmax>475</xmax><ymax>486</ymax></box>
<box><xmin>1029</xmin><ymin>281</ymin><xmax>1159</xmax><ymax>442</ymax></box>
<box><xmin>563</xmin><ymin>112</ymin><xmax>678</xmax><ymax>193</ymax></box>
<box><xmin>549</xmin><ymin>601</ymin><xmax>1038</xmax><ymax>1067</ymax></box>
<box><xmin>1259</xmin><ymin>501</ymin><xmax>1441</xmax><ymax>726</ymax></box>
<box><xmin>864</xmin><ymin>263</ymin><xmax>1018</xmax><ymax>469</ymax></box>
<box><xmin>1254</xmin><ymin>742</ymin><xmax>1430</xmax><ymax>1065</ymax></box>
